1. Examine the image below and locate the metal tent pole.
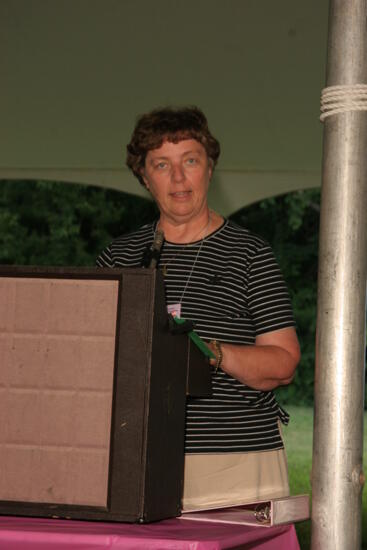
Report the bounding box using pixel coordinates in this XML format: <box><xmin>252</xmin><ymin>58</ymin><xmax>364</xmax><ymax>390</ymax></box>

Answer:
<box><xmin>311</xmin><ymin>1</ymin><xmax>367</xmax><ymax>549</ymax></box>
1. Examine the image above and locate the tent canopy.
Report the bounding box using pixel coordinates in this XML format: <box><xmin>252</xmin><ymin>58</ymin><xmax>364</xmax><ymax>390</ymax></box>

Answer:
<box><xmin>0</xmin><ymin>0</ymin><xmax>328</xmax><ymax>215</ymax></box>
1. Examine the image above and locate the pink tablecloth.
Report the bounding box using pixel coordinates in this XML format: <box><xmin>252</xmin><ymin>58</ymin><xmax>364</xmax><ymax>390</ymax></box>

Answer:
<box><xmin>0</xmin><ymin>516</ymin><xmax>300</xmax><ymax>550</ymax></box>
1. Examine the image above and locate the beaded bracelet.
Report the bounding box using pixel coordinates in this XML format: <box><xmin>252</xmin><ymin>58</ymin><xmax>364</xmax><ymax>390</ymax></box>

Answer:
<box><xmin>211</xmin><ymin>340</ymin><xmax>223</xmax><ymax>373</ymax></box>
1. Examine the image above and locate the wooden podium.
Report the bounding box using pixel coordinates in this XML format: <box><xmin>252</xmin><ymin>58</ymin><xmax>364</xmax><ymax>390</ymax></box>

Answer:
<box><xmin>0</xmin><ymin>266</ymin><xmax>211</xmax><ymax>523</ymax></box>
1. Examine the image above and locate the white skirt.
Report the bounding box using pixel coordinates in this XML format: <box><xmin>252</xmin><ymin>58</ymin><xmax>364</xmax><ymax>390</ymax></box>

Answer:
<box><xmin>182</xmin><ymin>448</ymin><xmax>290</xmax><ymax>512</ymax></box>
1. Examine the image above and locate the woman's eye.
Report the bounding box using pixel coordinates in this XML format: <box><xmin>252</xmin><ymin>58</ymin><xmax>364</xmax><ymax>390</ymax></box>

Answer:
<box><xmin>155</xmin><ymin>162</ymin><xmax>167</xmax><ymax>169</ymax></box>
<box><xmin>186</xmin><ymin>158</ymin><xmax>197</xmax><ymax>165</ymax></box>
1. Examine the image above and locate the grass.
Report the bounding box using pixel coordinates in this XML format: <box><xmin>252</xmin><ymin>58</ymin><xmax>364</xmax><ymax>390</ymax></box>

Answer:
<box><xmin>282</xmin><ymin>406</ymin><xmax>367</xmax><ymax>550</ymax></box>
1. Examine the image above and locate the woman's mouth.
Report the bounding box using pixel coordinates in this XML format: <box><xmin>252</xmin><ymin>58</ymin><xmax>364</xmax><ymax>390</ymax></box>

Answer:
<box><xmin>171</xmin><ymin>191</ymin><xmax>191</xmax><ymax>199</ymax></box>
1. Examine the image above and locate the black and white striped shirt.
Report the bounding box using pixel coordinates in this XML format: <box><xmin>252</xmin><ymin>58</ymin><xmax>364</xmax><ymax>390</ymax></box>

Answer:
<box><xmin>97</xmin><ymin>220</ymin><xmax>295</xmax><ymax>453</ymax></box>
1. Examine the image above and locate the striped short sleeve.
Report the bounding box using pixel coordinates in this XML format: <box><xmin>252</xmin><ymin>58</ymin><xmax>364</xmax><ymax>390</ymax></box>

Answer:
<box><xmin>247</xmin><ymin>243</ymin><xmax>295</xmax><ymax>336</ymax></box>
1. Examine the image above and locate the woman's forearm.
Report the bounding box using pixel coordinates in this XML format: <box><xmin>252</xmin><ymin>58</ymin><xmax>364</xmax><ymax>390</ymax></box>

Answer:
<box><xmin>209</xmin><ymin>327</ymin><xmax>301</xmax><ymax>391</ymax></box>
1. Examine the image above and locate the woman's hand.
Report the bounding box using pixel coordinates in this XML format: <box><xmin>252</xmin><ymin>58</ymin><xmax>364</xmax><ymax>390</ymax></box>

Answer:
<box><xmin>208</xmin><ymin>327</ymin><xmax>300</xmax><ymax>391</ymax></box>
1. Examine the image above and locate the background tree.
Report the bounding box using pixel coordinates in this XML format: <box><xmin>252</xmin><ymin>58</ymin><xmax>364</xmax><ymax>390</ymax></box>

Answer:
<box><xmin>0</xmin><ymin>180</ymin><xmax>158</xmax><ymax>266</ymax></box>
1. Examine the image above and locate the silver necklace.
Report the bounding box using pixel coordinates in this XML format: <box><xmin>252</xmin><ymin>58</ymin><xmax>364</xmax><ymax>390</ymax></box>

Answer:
<box><xmin>160</xmin><ymin>214</ymin><xmax>212</xmax><ymax>277</ymax></box>
<box><xmin>162</xmin><ymin>214</ymin><xmax>212</xmax><ymax>315</ymax></box>
<box><xmin>178</xmin><ymin>230</ymin><xmax>208</xmax><ymax>305</ymax></box>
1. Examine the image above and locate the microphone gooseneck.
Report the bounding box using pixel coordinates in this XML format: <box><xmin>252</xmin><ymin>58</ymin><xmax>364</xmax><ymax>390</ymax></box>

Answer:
<box><xmin>147</xmin><ymin>229</ymin><xmax>165</xmax><ymax>269</ymax></box>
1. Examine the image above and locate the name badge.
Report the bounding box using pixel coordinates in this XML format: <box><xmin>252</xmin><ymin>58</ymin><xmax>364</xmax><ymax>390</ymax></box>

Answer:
<box><xmin>167</xmin><ymin>303</ymin><xmax>181</xmax><ymax>318</ymax></box>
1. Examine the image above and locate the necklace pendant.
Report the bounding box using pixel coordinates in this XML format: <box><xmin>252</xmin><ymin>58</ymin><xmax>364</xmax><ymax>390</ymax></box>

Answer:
<box><xmin>167</xmin><ymin>303</ymin><xmax>181</xmax><ymax>318</ymax></box>
<box><xmin>162</xmin><ymin>265</ymin><xmax>168</xmax><ymax>277</ymax></box>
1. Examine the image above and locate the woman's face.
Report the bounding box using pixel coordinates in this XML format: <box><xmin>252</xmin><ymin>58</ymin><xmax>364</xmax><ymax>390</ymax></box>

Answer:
<box><xmin>142</xmin><ymin>139</ymin><xmax>212</xmax><ymax>224</ymax></box>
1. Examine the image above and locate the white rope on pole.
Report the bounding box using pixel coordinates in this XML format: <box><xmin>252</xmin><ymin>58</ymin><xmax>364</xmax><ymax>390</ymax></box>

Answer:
<box><xmin>320</xmin><ymin>84</ymin><xmax>367</xmax><ymax>121</ymax></box>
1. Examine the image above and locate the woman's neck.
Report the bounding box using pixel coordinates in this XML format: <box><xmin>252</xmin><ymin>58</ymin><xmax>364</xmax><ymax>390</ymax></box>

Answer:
<box><xmin>157</xmin><ymin>210</ymin><xmax>223</xmax><ymax>244</ymax></box>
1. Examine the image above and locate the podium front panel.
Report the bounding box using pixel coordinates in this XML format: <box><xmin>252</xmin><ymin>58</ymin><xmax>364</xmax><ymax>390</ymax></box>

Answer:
<box><xmin>0</xmin><ymin>267</ymin><xmax>188</xmax><ymax>522</ymax></box>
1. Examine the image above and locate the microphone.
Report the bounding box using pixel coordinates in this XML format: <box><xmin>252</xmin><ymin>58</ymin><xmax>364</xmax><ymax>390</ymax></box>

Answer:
<box><xmin>141</xmin><ymin>229</ymin><xmax>165</xmax><ymax>268</ymax></box>
<box><xmin>149</xmin><ymin>229</ymin><xmax>165</xmax><ymax>268</ymax></box>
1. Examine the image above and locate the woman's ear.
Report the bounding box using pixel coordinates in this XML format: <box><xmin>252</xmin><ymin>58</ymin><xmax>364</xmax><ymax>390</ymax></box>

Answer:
<box><xmin>208</xmin><ymin>159</ymin><xmax>214</xmax><ymax>180</ymax></box>
<box><xmin>141</xmin><ymin>169</ymin><xmax>149</xmax><ymax>190</ymax></box>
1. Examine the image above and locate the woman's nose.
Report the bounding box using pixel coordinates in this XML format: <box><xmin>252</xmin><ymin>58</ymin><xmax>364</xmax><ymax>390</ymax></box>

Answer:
<box><xmin>171</xmin><ymin>164</ymin><xmax>185</xmax><ymax>183</ymax></box>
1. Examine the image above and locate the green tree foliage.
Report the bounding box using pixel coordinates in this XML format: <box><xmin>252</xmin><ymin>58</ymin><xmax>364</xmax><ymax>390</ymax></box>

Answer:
<box><xmin>0</xmin><ymin>180</ymin><xmax>158</xmax><ymax>266</ymax></box>
<box><xmin>1</xmin><ymin>180</ymin><xmax>322</xmax><ymax>404</ymax></box>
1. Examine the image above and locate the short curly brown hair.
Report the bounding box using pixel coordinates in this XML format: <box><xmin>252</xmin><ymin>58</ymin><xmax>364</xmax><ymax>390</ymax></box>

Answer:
<box><xmin>126</xmin><ymin>106</ymin><xmax>220</xmax><ymax>186</ymax></box>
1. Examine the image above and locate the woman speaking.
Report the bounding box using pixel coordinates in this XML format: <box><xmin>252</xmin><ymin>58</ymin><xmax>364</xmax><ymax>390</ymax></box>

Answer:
<box><xmin>97</xmin><ymin>106</ymin><xmax>300</xmax><ymax>511</ymax></box>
